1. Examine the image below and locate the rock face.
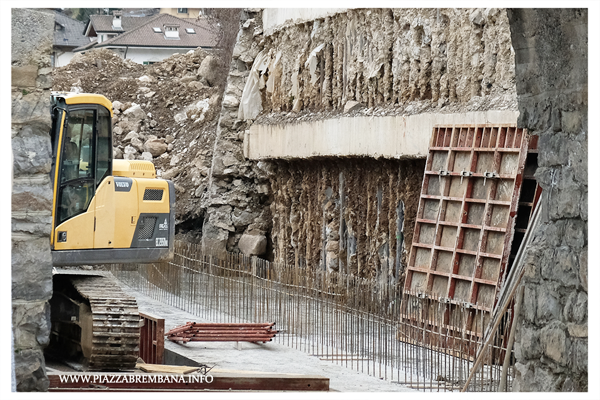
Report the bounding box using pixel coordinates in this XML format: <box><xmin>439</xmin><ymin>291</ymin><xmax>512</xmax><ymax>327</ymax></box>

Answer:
<box><xmin>269</xmin><ymin>158</ymin><xmax>423</xmax><ymax>278</ymax></box>
<box><xmin>201</xmin><ymin>10</ymin><xmax>271</xmax><ymax>256</ymax></box>
<box><xmin>11</xmin><ymin>8</ymin><xmax>54</xmax><ymax>392</ymax></box>
<box><xmin>201</xmin><ymin>8</ymin><xmax>518</xmax><ymax>267</ymax></box>
<box><xmin>507</xmin><ymin>9</ymin><xmax>588</xmax><ymax>392</ymax></box>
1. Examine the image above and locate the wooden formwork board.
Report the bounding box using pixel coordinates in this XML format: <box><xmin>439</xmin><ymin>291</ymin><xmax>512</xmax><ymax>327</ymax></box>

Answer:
<box><xmin>404</xmin><ymin>125</ymin><xmax>530</xmax><ymax>332</ymax></box>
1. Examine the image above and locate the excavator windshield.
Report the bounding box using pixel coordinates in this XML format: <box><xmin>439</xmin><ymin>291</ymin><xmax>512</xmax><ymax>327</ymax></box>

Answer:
<box><xmin>55</xmin><ymin>105</ymin><xmax>112</xmax><ymax>225</ymax></box>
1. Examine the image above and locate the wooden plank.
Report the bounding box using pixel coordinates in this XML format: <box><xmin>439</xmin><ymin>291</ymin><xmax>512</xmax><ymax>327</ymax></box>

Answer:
<box><xmin>137</xmin><ymin>364</ymin><xmax>198</xmax><ymax>374</ymax></box>
<box><xmin>47</xmin><ymin>372</ymin><xmax>329</xmax><ymax>391</ymax></box>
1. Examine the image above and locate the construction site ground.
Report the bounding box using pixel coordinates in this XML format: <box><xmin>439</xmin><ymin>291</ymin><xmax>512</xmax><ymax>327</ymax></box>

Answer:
<box><xmin>131</xmin><ymin>288</ymin><xmax>415</xmax><ymax>392</ymax></box>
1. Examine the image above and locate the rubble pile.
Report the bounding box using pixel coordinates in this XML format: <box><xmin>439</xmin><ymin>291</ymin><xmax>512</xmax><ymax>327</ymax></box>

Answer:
<box><xmin>52</xmin><ymin>48</ymin><xmax>227</xmax><ymax>238</ymax></box>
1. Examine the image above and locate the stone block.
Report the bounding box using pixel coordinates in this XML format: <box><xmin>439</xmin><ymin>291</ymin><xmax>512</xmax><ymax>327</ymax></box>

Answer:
<box><xmin>579</xmin><ymin>246</ymin><xmax>587</xmax><ymax>291</ymax></box>
<box><xmin>567</xmin><ymin>133</ymin><xmax>587</xmax><ymax>185</ymax></box>
<box><xmin>238</xmin><ymin>233</ymin><xmax>267</xmax><ymax>256</ymax></box>
<box><xmin>12</xmin><ymin>211</ymin><xmax>51</xmax><ymax>237</ymax></box>
<box><xmin>541</xmin><ymin>247</ymin><xmax>580</xmax><ymax>288</ymax></box>
<box><xmin>232</xmin><ymin>208</ymin><xmax>257</xmax><ymax>227</ymax></box>
<box><xmin>14</xmin><ymin>348</ymin><xmax>49</xmax><ymax>392</ymax></box>
<box><xmin>538</xmin><ymin>133</ymin><xmax>569</xmax><ymax>167</ymax></box>
<box><xmin>540</xmin><ymin>321</ymin><xmax>569</xmax><ymax>366</ymax></box>
<box><xmin>519</xmin><ymin>324</ymin><xmax>542</xmax><ymax>359</ymax></box>
<box><xmin>536</xmin><ymin>285</ymin><xmax>561</xmax><ymax>323</ymax></box>
<box><xmin>570</xmin><ymin>338</ymin><xmax>588</xmax><ymax>375</ymax></box>
<box><xmin>122</xmin><ymin>103</ymin><xmax>146</xmax><ymax>121</ymax></box>
<box><xmin>548</xmin><ymin>187</ymin><xmax>581</xmax><ymax>220</ymax></box>
<box><xmin>201</xmin><ymin>223</ymin><xmax>229</xmax><ymax>256</ymax></box>
<box><xmin>567</xmin><ymin>323</ymin><xmax>587</xmax><ymax>338</ymax></box>
<box><xmin>11</xmin><ymin>176</ymin><xmax>53</xmax><ymax>213</ymax></box>
<box><xmin>12</xmin><ymin>301</ymin><xmax>51</xmax><ymax>349</ymax></box>
<box><xmin>11</xmin><ymin>237</ymin><xmax>53</xmax><ymax>301</ymax></box>
<box><xmin>344</xmin><ymin>100</ymin><xmax>365</xmax><ymax>113</ymax></box>
<box><xmin>11</xmin><ymin>125</ymin><xmax>53</xmax><ymax>175</ymax></box>
<box><xmin>36</xmin><ymin>72</ymin><xmax>52</xmax><ymax>89</ymax></box>
<box><xmin>198</xmin><ymin>55</ymin><xmax>220</xmax><ymax>86</ymax></box>
<box><xmin>12</xmin><ymin>65</ymin><xmax>38</xmax><ymax>87</ymax></box>
<box><xmin>561</xmin><ymin>110</ymin><xmax>583</xmax><ymax>134</ymax></box>
<box><xmin>11</xmin><ymin>90</ymin><xmax>51</xmax><ymax>125</ymax></box>
<box><xmin>563</xmin><ymin>219</ymin><xmax>586</xmax><ymax>249</ymax></box>
<box><xmin>522</xmin><ymin>284</ymin><xmax>537</xmax><ymax>323</ymax></box>
<box><xmin>532</xmin><ymin>364</ymin><xmax>560</xmax><ymax>391</ymax></box>
<box><xmin>580</xmin><ymin>188</ymin><xmax>587</xmax><ymax>221</ymax></box>
<box><xmin>143</xmin><ymin>139</ymin><xmax>168</xmax><ymax>157</ymax></box>
<box><xmin>208</xmin><ymin>205</ymin><xmax>234</xmax><ymax>232</ymax></box>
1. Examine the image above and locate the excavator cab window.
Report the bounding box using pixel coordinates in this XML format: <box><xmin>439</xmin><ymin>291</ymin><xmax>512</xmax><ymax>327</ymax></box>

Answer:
<box><xmin>56</xmin><ymin>105</ymin><xmax>112</xmax><ymax>225</ymax></box>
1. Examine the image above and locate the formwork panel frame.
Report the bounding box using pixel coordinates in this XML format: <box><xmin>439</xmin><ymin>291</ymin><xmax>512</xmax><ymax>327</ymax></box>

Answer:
<box><xmin>405</xmin><ymin>124</ymin><xmax>529</xmax><ymax>334</ymax></box>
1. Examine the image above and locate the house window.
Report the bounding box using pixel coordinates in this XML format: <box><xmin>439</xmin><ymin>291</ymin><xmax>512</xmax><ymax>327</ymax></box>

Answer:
<box><xmin>177</xmin><ymin>8</ymin><xmax>188</xmax><ymax>14</ymax></box>
<box><xmin>185</xmin><ymin>28</ymin><xmax>195</xmax><ymax>34</ymax></box>
<box><xmin>143</xmin><ymin>61</ymin><xmax>157</xmax><ymax>65</ymax></box>
<box><xmin>153</xmin><ymin>27</ymin><xmax>162</xmax><ymax>33</ymax></box>
<box><xmin>164</xmin><ymin>25</ymin><xmax>180</xmax><ymax>39</ymax></box>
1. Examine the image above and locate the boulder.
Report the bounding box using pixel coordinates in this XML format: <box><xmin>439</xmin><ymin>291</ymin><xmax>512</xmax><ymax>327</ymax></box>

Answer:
<box><xmin>122</xmin><ymin>130</ymin><xmax>139</xmax><ymax>143</ymax></box>
<box><xmin>122</xmin><ymin>103</ymin><xmax>146</xmax><ymax>121</ymax></box>
<box><xmin>238</xmin><ymin>233</ymin><xmax>267</xmax><ymax>256</ymax></box>
<box><xmin>112</xmin><ymin>100</ymin><xmax>123</xmax><ymax>112</ymax></box>
<box><xmin>143</xmin><ymin>138</ymin><xmax>168</xmax><ymax>157</ymax></box>
<box><xmin>198</xmin><ymin>55</ymin><xmax>219</xmax><ymax>86</ymax></box>
<box><xmin>123</xmin><ymin>145</ymin><xmax>137</xmax><ymax>160</ymax></box>
<box><xmin>130</xmin><ymin>137</ymin><xmax>144</xmax><ymax>152</ymax></box>
<box><xmin>140</xmin><ymin>152</ymin><xmax>153</xmax><ymax>162</ymax></box>
<box><xmin>344</xmin><ymin>100</ymin><xmax>365</xmax><ymax>113</ymax></box>
<box><xmin>113</xmin><ymin>147</ymin><xmax>123</xmax><ymax>159</ymax></box>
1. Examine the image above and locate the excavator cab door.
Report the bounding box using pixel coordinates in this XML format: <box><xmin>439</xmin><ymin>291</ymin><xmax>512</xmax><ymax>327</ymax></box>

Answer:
<box><xmin>51</xmin><ymin>103</ymin><xmax>112</xmax><ymax>251</ymax></box>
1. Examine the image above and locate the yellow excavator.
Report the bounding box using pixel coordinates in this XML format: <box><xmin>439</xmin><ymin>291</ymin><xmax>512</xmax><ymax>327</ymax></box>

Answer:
<box><xmin>47</xmin><ymin>92</ymin><xmax>175</xmax><ymax>370</ymax></box>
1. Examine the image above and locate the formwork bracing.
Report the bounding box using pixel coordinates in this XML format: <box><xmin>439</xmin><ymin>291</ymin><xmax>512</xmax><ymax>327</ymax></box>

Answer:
<box><xmin>110</xmin><ymin>238</ymin><xmax>527</xmax><ymax>391</ymax></box>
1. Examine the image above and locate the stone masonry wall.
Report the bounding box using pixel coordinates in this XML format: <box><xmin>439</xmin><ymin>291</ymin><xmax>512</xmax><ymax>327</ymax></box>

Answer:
<box><xmin>11</xmin><ymin>8</ymin><xmax>55</xmax><ymax>392</ymax></box>
<box><xmin>507</xmin><ymin>9</ymin><xmax>588</xmax><ymax>392</ymax></box>
<box><xmin>202</xmin><ymin>8</ymin><xmax>519</xmax><ymax>267</ymax></box>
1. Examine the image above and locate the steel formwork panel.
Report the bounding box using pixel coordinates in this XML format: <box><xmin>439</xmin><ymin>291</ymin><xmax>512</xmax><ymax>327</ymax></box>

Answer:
<box><xmin>404</xmin><ymin>124</ymin><xmax>529</xmax><ymax>333</ymax></box>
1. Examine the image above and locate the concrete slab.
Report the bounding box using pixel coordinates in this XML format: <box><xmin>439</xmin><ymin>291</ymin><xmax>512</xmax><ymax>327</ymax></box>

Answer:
<box><xmin>245</xmin><ymin>111</ymin><xmax>518</xmax><ymax>160</ymax></box>
<box><xmin>132</xmin><ymin>288</ymin><xmax>416</xmax><ymax>392</ymax></box>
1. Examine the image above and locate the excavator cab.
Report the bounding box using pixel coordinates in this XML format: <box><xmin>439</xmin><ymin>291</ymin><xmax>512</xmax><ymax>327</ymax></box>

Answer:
<box><xmin>49</xmin><ymin>92</ymin><xmax>175</xmax><ymax>266</ymax></box>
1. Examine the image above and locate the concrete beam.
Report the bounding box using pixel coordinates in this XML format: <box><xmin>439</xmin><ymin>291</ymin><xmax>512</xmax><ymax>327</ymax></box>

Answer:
<box><xmin>245</xmin><ymin>111</ymin><xmax>519</xmax><ymax>160</ymax></box>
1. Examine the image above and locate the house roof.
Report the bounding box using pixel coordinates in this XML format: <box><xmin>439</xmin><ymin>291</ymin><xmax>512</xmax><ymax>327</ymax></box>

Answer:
<box><xmin>85</xmin><ymin>14</ymin><xmax>154</xmax><ymax>36</ymax></box>
<box><xmin>54</xmin><ymin>11</ymin><xmax>90</xmax><ymax>48</ymax></box>
<box><xmin>94</xmin><ymin>14</ymin><xmax>218</xmax><ymax>49</ymax></box>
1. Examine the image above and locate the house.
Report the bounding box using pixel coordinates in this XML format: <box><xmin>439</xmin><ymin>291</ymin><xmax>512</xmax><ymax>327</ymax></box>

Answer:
<box><xmin>53</xmin><ymin>11</ymin><xmax>91</xmax><ymax>67</ymax></box>
<box><xmin>75</xmin><ymin>12</ymin><xmax>218</xmax><ymax>64</ymax></box>
<box><xmin>159</xmin><ymin>8</ymin><xmax>204</xmax><ymax>19</ymax></box>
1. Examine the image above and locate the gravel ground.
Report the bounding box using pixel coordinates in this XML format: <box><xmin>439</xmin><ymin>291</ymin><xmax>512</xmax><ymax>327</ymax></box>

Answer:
<box><xmin>132</xmin><ymin>288</ymin><xmax>416</xmax><ymax>393</ymax></box>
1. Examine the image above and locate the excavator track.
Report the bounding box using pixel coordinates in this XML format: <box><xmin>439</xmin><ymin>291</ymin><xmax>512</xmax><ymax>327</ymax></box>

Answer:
<box><xmin>70</xmin><ymin>275</ymin><xmax>140</xmax><ymax>370</ymax></box>
<box><xmin>50</xmin><ymin>271</ymin><xmax>141</xmax><ymax>371</ymax></box>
